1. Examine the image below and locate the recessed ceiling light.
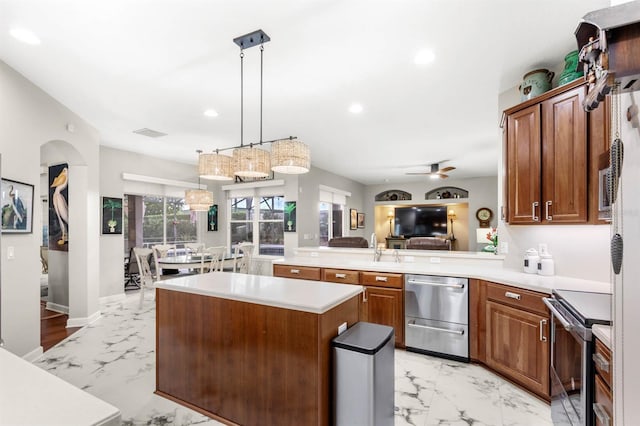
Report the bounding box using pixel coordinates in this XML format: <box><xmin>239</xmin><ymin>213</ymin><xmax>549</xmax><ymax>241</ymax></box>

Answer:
<box><xmin>9</xmin><ymin>28</ymin><xmax>41</xmax><ymax>45</ymax></box>
<box><xmin>414</xmin><ymin>49</ymin><xmax>435</xmax><ymax>65</ymax></box>
<box><xmin>203</xmin><ymin>109</ymin><xmax>219</xmax><ymax>118</ymax></box>
<box><xmin>349</xmin><ymin>103</ymin><xmax>363</xmax><ymax>114</ymax></box>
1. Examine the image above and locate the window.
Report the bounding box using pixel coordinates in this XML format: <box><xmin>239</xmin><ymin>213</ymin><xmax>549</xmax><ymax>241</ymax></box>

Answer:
<box><xmin>124</xmin><ymin>194</ymin><xmax>198</xmax><ymax>253</ymax></box>
<box><xmin>319</xmin><ymin>202</ymin><xmax>343</xmax><ymax>246</ymax></box>
<box><xmin>230</xmin><ymin>195</ymin><xmax>284</xmax><ymax>255</ymax></box>
<box><xmin>319</xmin><ymin>186</ymin><xmax>349</xmax><ymax>247</ymax></box>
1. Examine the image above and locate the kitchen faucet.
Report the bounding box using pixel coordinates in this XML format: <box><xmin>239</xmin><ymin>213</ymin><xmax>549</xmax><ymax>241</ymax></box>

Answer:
<box><xmin>393</xmin><ymin>249</ymin><xmax>400</xmax><ymax>263</ymax></box>
<box><xmin>371</xmin><ymin>233</ymin><xmax>382</xmax><ymax>262</ymax></box>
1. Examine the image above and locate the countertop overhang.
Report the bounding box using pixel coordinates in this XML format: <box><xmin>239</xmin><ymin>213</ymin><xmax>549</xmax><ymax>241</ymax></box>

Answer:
<box><xmin>0</xmin><ymin>348</ymin><xmax>121</xmax><ymax>425</ymax></box>
<box><xmin>155</xmin><ymin>272</ymin><xmax>363</xmax><ymax>314</ymax></box>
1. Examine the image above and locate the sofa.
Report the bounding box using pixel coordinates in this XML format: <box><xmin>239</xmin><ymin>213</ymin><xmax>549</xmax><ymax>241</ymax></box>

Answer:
<box><xmin>328</xmin><ymin>237</ymin><xmax>369</xmax><ymax>248</ymax></box>
<box><xmin>406</xmin><ymin>237</ymin><xmax>451</xmax><ymax>251</ymax></box>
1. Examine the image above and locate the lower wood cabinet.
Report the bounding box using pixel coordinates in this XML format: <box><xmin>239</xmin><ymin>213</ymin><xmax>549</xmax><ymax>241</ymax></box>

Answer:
<box><xmin>593</xmin><ymin>338</ymin><xmax>613</xmax><ymax>426</ymax></box>
<box><xmin>273</xmin><ymin>264</ymin><xmax>321</xmax><ymax>281</ymax></box>
<box><xmin>485</xmin><ymin>299</ymin><xmax>550</xmax><ymax>398</ymax></box>
<box><xmin>361</xmin><ymin>286</ymin><xmax>404</xmax><ymax>347</ymax></box>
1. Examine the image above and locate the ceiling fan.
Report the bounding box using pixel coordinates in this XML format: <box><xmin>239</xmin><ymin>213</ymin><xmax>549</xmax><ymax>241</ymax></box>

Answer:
<box><xmin>405</xmin><ymin>163</ymin><xmax>456</xmax><ymax>179</ymax></box>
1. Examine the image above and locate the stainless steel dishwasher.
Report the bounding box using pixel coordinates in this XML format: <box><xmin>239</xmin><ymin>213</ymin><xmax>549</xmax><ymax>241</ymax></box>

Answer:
<box><xmin>404</xmin><ymin>274</ymin><xmax>469</xmax><ymax>361</ymax></box>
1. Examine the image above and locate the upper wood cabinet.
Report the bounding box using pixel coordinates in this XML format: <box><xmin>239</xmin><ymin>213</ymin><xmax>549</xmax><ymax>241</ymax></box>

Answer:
<box><xmin>506</xmin><ymin>82</ymin><xmax>587</xmax><ymax>224</ymax></box>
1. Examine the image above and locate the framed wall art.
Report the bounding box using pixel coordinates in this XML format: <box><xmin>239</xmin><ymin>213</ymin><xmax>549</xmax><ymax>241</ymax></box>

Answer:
<box><xmin>284</xmin><ymin>201</ymin><xmax>296</xmax><ymax>232</ymax></box>
<box><xmin>350</xmin><ymin>208</ymin><xmax>357</xmax><ymax>230</ymax></box>
<box><xmin>48</xmin><ymin>163</ymin><xmax>69</xmax><ymax>251</ymax></box>
<box><xmin>207</xmin><ymin>204</ymin><xmax>218</xmax><ymax>231</ymax></box>
<box><xmin>102</xmin><ymin>197</ymin><xmax>123</xmax><ymax>234</ymax></box>
<box><xmin>357</xmin><ymin>212</ymin><xmax>365</xmax><ymax>228</ymax></box>
<box><xmin>1</xmin><ymin>178</ymin><xmax>34</xmax><ymax>234</ymax></box>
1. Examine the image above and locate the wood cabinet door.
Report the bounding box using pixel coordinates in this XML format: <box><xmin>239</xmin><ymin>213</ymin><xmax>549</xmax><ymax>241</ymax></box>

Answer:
<box><xmin>507</xmin><ymin>104</ymin><xmax>541</xmax><ymax>224</ymax></box>
<box><xmin>541</xmin><ymin>86</ymin><xmax>587</xmax><ymax>223</ymax></box>
<box><xmin>485</xmin><ymin>301</ymin><xmax>550</xmax><ymax>398</ymax></box>
<box><xmin>362</xmin><ymin>286</ymin><xmax>404</xmax><ymax>347</ymax></box>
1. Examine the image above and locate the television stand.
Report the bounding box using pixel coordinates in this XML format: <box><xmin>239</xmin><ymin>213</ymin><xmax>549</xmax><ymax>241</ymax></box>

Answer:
<box><xmin>386</xmin><ymin>236</ymin><xmax>406</xmax><ymax>249</ymax></box>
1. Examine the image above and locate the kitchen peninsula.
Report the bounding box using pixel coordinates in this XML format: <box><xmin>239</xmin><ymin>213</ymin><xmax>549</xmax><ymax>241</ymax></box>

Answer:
<box><xmin>154</xmin><ymin>273</ymin><xmax>362</xmax><ymax>426</ymax></box>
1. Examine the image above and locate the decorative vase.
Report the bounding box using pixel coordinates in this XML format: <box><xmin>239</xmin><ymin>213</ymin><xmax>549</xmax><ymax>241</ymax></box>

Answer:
<box><xmin>558</xmin><ymin>50</ymin><xmax>584</xmax><ymax>86</ymax></box>
<box><xmin>108</xmin><ymin>220</ymin><xmax>117</xmax><ymax>232</ymax></box>
<box><xmin>519</xmin><ymin>69</ymin><xmax>554</xmax><ymax>101</ymax></box>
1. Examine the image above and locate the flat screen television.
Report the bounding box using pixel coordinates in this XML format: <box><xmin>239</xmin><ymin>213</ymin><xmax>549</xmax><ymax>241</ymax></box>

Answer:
<box><xmin>394</xmin><ymin>206</ymin><xmax>448</xmax><ymax>238</ymax></box>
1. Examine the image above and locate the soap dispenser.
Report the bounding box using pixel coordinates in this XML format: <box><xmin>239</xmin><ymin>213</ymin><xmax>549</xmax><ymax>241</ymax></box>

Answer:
<box><xmin>523</xmin><ymin>248</ymin><xmax>539</xmax><ymax>274</ymax></box>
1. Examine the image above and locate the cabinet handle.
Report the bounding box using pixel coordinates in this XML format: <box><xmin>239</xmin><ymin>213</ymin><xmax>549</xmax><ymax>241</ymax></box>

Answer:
<box><xmin>362</xmin><ymin>287</ymin><xmax>367</xmax><ymax>302</ymax></box>
<box><xmin>539</xmin><ymin>319</ymin><xmax>547</xmax><ymax>342</ymax></box>
<box><xmin>407</xmin><ymin>279</ymin><xmax>464</xmax><ymax>289</ymax></box>
<box><xmin>335</xmin><ymin>273</ymin><xmax>347</xmax><ymax>279</ymax></box>
<box><xmin>505</xmin><ymin>291</ymin><xmax>521</xmax><ymax>300</ymax></box>
<box><xmin>375</xmin><ymin>276</ymin><xmax>388</xmax><ymax>282</ymax></box>
<box><xmin>545</xmin><ymin>200</ymin><xmax>553</xmax><ymax>221</ymax></box>
<box><xmin>407</xmin><ymin>320</ymin><xmax>465</xmax><ymax>335</ymax></box>
<box><xmin>532</xmin><ymin>201</ymin><xmax>540</xmax><ymax>222</ymax></box>
<box><xmin>290</xmin><ymin>269</ymin><xmax>300</xmax><ymax>274</ymax></box>
<box><xmin>593</xmin><ymin>403</ymin><xmax>611</xmax><ymax>426</ymax></box>
<box><xmin>593</xmin><ymin>352</ymin><xmax>610</xmax><ymax>372</ymax></box>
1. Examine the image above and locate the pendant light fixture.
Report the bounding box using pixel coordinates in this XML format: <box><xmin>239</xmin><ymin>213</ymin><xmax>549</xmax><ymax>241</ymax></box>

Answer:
<box><xmin>198</xmin><ymin>29</ymin><xmax>310</xmax><ymax>180</ymax></box>
<box><xmin>186</xmin><ymin>150</ymin><xmax>215</xmax><ymax>211</ymax></box>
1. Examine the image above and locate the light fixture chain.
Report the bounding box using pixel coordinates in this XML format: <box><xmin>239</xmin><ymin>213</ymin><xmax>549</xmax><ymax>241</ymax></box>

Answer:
<box><xmin>240</xmin><ymin>50</ymin><xmax>244</xmax><ymax>147</ymax></box>
<box><xmin>260</xmin><ymin>43</ymin><xmax>264</xmax><ymax>143</ymax></box>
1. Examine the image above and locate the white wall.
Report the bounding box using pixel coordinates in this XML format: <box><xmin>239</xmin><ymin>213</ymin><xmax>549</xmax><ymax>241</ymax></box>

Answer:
<box><xmin>0</xmin><ymin>60</ymin><xmax>100</xmax><ymax>357</ymax></box>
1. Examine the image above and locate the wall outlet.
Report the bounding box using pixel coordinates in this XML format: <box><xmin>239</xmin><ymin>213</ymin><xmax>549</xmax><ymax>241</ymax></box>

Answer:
<box><xmin>338</xmin><ymin>322</ymin><xmax>347</xmax><ymax>335</ymax></box>
<box><xmin>7</xmin><ymin>246</ymin><xmax>14</xmax><ymax>260</ymax></box>
<box><xmin>310</xmin><ymin>252</ymin><xmax>319</xmax><ymax>257</ymax></box>
<box><xmin>500</xmin><ymin>242</ymin><xmax>509</xmax><ymax>254</ymax></box>
<box><xmin>430</xmin><ymin>257</ymin><xmax>441</xmax><ymax>264</ymax></box>
<box><xmin>538</xmin><ymin>243</ymin><xmax>548</xmax><ymax>254</ymax></box>
<box><xmin>404</xmin><ymin>256</ymin><xmax>415</xmax><ymax>262</ymax></box>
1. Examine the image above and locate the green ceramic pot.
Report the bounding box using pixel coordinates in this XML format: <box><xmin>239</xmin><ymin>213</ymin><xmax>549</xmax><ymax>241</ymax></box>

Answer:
<box><xmin>558</xmin><ymin>50</ymin><xmax>584</xmax><ymax>86</ymax></box>
<box><xmin>519</xmin><ymin>69</ymin><xmax>554</xmax><ymax>101</ymax></box>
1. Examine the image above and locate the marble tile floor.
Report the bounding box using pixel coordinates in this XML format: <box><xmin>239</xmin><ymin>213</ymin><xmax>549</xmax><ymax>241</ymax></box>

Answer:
<box><xmin>34</xmin><ymin>292</ymin><xmax>551</xmax><ymax>426</ymax></box>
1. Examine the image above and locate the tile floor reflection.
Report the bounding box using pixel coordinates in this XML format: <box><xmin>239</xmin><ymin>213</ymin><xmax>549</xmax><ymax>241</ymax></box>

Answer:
<box><xmin>34</xmin><ymin>292</ymin><xmax>551</xmax><ymax>426</ymax></box>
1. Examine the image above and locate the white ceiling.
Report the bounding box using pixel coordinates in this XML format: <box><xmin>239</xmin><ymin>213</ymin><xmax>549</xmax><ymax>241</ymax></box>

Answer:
<box><xmin>0</xmin><ymin>0</ymin><xmax>610</xmax><ymax>185</ymax></box>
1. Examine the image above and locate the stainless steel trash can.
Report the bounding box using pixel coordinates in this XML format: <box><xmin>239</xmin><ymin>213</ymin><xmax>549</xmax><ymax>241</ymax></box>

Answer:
<box><xmin>332</xmin><ymin>322</ymin><xmax>395</xmax><ymax>426</ymax></box>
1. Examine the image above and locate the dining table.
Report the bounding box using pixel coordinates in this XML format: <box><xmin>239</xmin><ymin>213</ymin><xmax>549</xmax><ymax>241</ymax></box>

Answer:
<box><xmin>157</xmin><ymin>254</ymin><xmax>239</xmax><ymax>274</ymax></box>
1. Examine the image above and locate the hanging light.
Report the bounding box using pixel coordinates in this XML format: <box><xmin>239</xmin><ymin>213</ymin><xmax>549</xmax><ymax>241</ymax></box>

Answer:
<box><xmin>199</xmin><ymin>30</ymin><xmax>310</xmax><ymax>179</ymax></box>
<box><xmin>271</xmin><ymin>137</ymin><xmax>311</xmax><ymax>174</ymax></box>
<box><xmin>199</xmin><ymin>151</ymin><xmax>233</xmax><ymax>181</ymax></box>
<box><xmin>186</xmin><ymin>150</ymin><xmax>214</xmax><ymax>211</ymax></box>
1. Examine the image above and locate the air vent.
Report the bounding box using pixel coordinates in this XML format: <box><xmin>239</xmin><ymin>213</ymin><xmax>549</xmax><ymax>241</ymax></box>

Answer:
<box><xmin>133</xmin><ymin>128</ymin><xmax>167</xmax><ymax>138</ymax></box>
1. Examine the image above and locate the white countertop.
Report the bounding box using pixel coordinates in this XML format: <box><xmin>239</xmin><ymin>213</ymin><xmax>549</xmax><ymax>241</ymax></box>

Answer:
<box><xmin>593</xmin><ymin>324</ymin><xmax>612</xmax><ymax>350</ymax></box>
<box><xmin>155</xmin><ymin>272</ymin><xmax>363</xmax><ymax>314</ymax></box>
<box><xmin>0</xmin><ymin>348</ymin><xmax>121</xmax><ymax>426</ymax></box>
<box><xmin>273</xmin><ymin>257</ymin><xmax>611</xmax><ymax>294</ymax></box>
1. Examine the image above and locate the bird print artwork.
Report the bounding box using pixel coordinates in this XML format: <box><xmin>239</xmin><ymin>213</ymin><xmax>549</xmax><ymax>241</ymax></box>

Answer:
<box><xmin>1</xmin><ymin>181</ymin><xmax>30</xmax><ymax>232</ymax></box>
<box><xmin>48</xmin><ymin>164</ymin><xmax>69</xmax><ymax>251</ymax></box>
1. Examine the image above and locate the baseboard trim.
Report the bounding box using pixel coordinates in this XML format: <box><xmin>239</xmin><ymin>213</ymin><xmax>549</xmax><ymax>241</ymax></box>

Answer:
<box><xmin>66</xmin><ymin>310</ymin><xmax>101</xmax><ymax>328</ymax></box>
<box><xmin>46</xmin><ymin>302</ymin><xmax>69</xmax><ymax>314</ymax></box>
<box><xmin>99</xmin><ymin>293</ymin><xmax>126</xmax><ymax>305</ymax></box>
<box><xmin>23</xmin><ymin>346</ymin><xmax>44</xmax><ymax>362</ymax></box>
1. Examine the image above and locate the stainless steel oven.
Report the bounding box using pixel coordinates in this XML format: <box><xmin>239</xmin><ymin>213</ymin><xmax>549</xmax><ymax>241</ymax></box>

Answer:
<box><xmin>543</xmin><ymin>290</ymin><xmax>611</xmax><ymax>426</ymax></box>
<box><xmin>405</xmin><ymin>275</ymin><xmax>469</xmax><ymax>361</ymax></box>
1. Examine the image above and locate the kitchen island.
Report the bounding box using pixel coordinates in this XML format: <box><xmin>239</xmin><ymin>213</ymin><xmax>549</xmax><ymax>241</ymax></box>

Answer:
<box><xmin>154</xmin><ymin>272</ymin><xmax>362</xmax><ymax>426</ymax></box>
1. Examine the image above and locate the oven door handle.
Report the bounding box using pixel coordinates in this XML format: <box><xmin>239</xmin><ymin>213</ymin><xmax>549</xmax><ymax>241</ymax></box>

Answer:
<box><xmin>542</xmin><ymin>297</ymin><xmax>573</xmax><ymax>331</ymax></box>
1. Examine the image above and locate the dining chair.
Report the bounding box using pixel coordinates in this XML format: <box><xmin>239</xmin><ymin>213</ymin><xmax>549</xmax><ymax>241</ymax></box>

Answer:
<box><xmin>133</xmin><ymin>247</ymin><xmax>155</xmax><ymax>308</ymax></box>
<box><xmin>203</xmin><ymin>246</ymin><xmax>227</xmax><ymax>273</ymax></box>
<box><xmin>152</xmin><ymin>244</ymin><xmax>177</xmax><ymax>280</ymax></box>
<box><xmin>233</xmin><ymin>243</ymin><xmax>254</xmax><ymax>274</ymax></box>
<box><xmin>184</xmin><ymin>242</ymin><xmax>205</xmax><ymax>255</ymax></box>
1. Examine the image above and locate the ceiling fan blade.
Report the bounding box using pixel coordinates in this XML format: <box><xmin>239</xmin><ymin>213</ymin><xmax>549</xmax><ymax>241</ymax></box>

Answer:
<box><xmin>439</xmin><ymin>166</ymin><xmax>456</xmax><ymax>173</ymax></box>
<box><xmin>439</xmin><ymin>174</ymin><xmax>449</xmax><ymax>179</ymax></box>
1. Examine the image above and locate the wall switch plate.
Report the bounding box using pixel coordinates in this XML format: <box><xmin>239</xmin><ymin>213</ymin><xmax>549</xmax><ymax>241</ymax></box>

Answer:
<box><xmin>310</xmin><ymin>252</ymin><xmax>319</xmax><ymax>257</ymax></box>
<box><xmin>500</xmin><ymin>242</ymin><xmax>509</xmax><ymax>254</ymax></box>
<box><xmin>538</xmin><ymin>243</ymin><xmax>548</xmax><ymax>254</ymax></box>
<box><xmin>404</xmin><ymin>256</ymin><xmax>415</xmax><ymax>262</ymax></box>
<box><xmin>338</xmin><ymin>322</ymin><xmax>347</xmax><ymax>335</ymax></box>
<box><xmin>7</xmin><ymin>246</ymin><xmax>14</xmax><ymax>260</ymax></box>
<box><xmin>430</xmin><ymin>257</ymin><xmax>441</xmax><ymax>264</ymax></box>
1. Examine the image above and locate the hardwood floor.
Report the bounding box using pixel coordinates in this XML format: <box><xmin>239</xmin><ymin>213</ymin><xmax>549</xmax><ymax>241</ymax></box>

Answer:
<box><xmin>41</xmin><ymin>301</ymin><xmax>81</xmax><ymax>352</ymax></box>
